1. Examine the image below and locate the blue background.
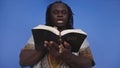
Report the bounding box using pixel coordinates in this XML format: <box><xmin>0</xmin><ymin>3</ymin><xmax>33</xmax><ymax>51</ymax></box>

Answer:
<box><xmin>0</xmin><ymin>0</ymin><xmax>120</xmax><ymax>68</ymax></box>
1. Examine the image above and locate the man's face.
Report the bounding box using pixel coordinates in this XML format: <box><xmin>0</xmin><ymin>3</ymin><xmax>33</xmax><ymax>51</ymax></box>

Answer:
<box><xmin>50</xmin><ymin>3</ymin><xmax>69</xmax><ymax>28</ymax></box>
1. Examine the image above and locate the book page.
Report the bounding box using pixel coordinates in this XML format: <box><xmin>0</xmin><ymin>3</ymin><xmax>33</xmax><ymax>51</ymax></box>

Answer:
<box><xmin>33</xmin><ymin>25</ymin><xmax>59</xmax><ymax>35</ymax></box>
<box><xmin>61</xmin><ymin>29</ymin><xmax>87</xmax><ymax>36</ymax></box>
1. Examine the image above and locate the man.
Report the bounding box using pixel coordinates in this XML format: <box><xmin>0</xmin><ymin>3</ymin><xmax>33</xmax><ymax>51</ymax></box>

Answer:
<box><xmin>19</xmin><ymin>1</ymin><xmax>95</xmax><ymax>68</ymax></box>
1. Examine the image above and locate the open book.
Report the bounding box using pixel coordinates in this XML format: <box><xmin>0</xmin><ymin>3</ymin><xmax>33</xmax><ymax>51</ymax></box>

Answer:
<box><xmin>32</xmin><ymin>25</ymin><xmax>87</xmax><ymax>52</ymax></box>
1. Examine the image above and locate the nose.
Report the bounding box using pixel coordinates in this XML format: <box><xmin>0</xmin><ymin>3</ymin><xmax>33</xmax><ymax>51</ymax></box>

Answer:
<box><xmin>57</xmin><ymin>11</ymin><xmax>63</xmax><ymax>17</ymax></box>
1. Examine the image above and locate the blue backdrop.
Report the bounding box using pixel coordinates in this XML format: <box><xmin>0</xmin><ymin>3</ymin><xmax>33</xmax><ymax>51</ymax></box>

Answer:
<box><xmin>0</xmin><ymin>0</ymin><xmax>120</xmax><ymax>68</ymax></box>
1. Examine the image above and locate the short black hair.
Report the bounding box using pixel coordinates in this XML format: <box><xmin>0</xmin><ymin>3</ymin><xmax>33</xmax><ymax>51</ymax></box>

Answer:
<box><xmin>45</xmin><ymin>1</ymin><xmax>74</xmax><ymax>29</ymax></box>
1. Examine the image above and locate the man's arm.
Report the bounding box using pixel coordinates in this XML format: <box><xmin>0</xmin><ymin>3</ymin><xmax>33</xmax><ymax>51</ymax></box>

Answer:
<box><xmin>60</xmin><ymin>48</ymin><xmax>93</xmax><ymax>68</ymax></box>
<box><xmin>60</xmin><ymin>41</ymin><xmax>95</xmax><ymax>68</ymax></box>
<box><xmin>19</xmin><ymin>44</ymin><xmax>47</xmax><ymax>67</ymax></box>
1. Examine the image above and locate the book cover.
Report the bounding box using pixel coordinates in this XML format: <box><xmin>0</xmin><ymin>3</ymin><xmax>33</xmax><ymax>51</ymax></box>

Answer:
<box><xmin>32</xmin><ymin>25</ymin><xmax>87</xmax><ymax>52</ymax></box>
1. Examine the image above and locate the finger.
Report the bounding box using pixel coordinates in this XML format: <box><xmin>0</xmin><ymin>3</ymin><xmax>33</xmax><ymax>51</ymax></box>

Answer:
<box><xmin>44</xmin><ymin>41</ymin><xmax>48</xmax><ymax>47</ymax></box>
<box><xmin>59</xmin><ymin>44</ymin><xmax>64</xmax><ymax>49</ymax></box>
<box><xmin>63</xmin><ymin>41</ymin><xmax>71</xmax><ymax>49</ymax></box>
<box><xmin>49</xmin><ymin>41</ymin><xmax>59</xmax><ymax>49</ymax></box>
<box><xmin>59</xmin><ymin>45</ymin><xmax>64</xmax><ymax>53</ymax></box>
<box><xmin>49</xmin><ymin>41</ymin><xmax>54</xmax><ymax>46</ymax></box>
<box><xmin>47</xmin><ymin>41</ymin><xmax>57</xmax><ymax>50</ymax></box>
<box><xmin>48</xmin><ymin>41</ymin><xmax>59</xmax><ymax>56</ymax></box>
<box><xmin>44</xmin><ymin>41</ymin><xmax>52</xmax><ymax>50</ymax></box>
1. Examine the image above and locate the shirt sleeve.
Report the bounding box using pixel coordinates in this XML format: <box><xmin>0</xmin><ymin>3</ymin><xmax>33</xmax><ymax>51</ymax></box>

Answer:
<box><xmin>24</xmin><ymin>36</ymin><xmax>35</xmax><ymax>49</ymax></box>
<box><xmin>79</xmin><ymin>39</ymin><xmax>95</xmax><ymax>66</ymax></box>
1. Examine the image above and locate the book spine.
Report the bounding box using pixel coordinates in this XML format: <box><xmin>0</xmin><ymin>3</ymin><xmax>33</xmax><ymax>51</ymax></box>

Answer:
<box><xmin>58</xmin><ymin>32</ymin><xmax>62</xmax><ymax>45</ymax></box>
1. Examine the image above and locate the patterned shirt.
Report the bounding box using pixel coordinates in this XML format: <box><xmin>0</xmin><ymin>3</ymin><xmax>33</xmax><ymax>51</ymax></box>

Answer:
<box><xmin>24</xmin><ymin>35</ymin><xmax>95</xmax><ymax>68</ymax></box>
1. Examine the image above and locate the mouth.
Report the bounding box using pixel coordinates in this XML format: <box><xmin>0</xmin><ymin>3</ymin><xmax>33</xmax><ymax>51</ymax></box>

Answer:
<box><xmin>57</xmin><ymin>20</ymin><xmax>63</xmax><ymax>23</ymax></box>
<box><xmin>57</xmin><ymin>19</ymin><xmax>63</xmax><ymax>24</ymax></box>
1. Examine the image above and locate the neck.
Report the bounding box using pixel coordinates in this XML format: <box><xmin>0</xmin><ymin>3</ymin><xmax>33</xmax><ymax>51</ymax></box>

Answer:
<box><xmin>57</xmin><ymin>26</ymin><xmax>67</xmax><ymax>31</ymax></box>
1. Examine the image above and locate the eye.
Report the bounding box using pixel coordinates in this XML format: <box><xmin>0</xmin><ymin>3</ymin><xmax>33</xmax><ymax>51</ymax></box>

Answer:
<box><xmin>62</xmin><ymin>10</ymin><xmax>67</xmax><ymax>14</ymax></box>
<box><xmin>53</xmin><ymin>10</ymin><xmax>58</xmax><ymax>14</ymax></box>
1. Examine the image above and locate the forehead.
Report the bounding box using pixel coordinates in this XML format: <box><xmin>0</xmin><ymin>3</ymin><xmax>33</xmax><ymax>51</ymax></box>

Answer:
<box><xmin>51</xmin><ymin>3</ymin><xmax>68</xmax><ymax>10</ymax></box>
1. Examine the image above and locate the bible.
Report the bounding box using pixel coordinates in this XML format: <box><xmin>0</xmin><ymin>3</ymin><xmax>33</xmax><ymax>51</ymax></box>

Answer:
<box><xmin>32</xmin><ymin>25</ymin><xmax>87</xmax><ymax>52</ymax></box>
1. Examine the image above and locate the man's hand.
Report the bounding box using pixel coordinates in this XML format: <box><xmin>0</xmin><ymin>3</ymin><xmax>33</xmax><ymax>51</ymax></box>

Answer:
<box><xmin>44</xmin><ymin>41</ymin><xmax>71</xmax><ymax>59</ymax></box>
<box><xmin>59</xmin><ymin>41</ymin><xmax>71</xmax><ymax>53</ymax></box>
<box><xmin>44</xmin><ymin>41</ymin><xmax>59</xmax><ymax>59</ymax></box>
